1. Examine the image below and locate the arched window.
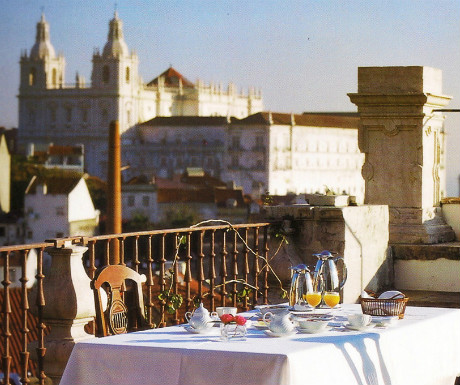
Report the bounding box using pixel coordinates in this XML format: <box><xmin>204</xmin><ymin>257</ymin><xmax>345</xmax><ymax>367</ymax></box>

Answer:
<box><xmin>125</xmin><ymin>67</ymin><xmax>130</xmax><ymax>83</ymax></box>
<box><xmin>29</xmin><ymin>67</ymin><xmax>36</xmax><ymax>86</ymax></box>
<box><xmin>102</xmin><ymin>65</ymin><xmax>110</xmax><ymax>83</ymax></box>
<box><xmin>52</xmin><ymin>68</ymin><xmax>57</xmax><ymax>86</ymax></box>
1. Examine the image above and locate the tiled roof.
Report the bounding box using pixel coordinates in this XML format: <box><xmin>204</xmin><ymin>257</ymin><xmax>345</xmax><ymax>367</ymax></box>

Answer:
<box><xmin>25</xmin><ymin>175</ymin><xmax>82</xmax><ymax>195</ymax></box>
<box><xmin>235</xmin><ymin>111</ymin><xmax>359</xmax><ymax>128</ymax></box>
<box><xmin>147</xmin><ymin>67</ymin><xmax>194</xmax><ymax>88</ymax></box>
<box><xmin>139</xmin><ymin>116</ymin><xmax>232</xmax><ymax>127</ymax></box>
<box><xmin>48</xmin><ymin>145</ymin><xmax>83</xmax><ymax>156</ymax></box>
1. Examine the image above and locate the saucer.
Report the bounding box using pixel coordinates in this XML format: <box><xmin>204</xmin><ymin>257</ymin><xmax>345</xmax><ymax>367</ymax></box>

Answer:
<box><xmin>371</xmin><ymin>316</ymin><xmax>398</xmax><ymax>327</ymax></box>
<box><xmin>252</xmin><ymin>321</ymin><xmax>268</xmax><ymax>330</ymax></box>
<box><xmin>344</xmin><ymin>323</ymin><xmax>375</xmax><ymax>332</ymax></box>
<box><xmin>296</xmin><ymin>326</ymin><xmax>329</xmax><ymax>334</ymax></box>
<box><xmin>264</xmin><ymin>330</ymin><xmax>296</xmax><ymax>338</ymax></box>
<box><xmin>184</xmin><ymin>325</ymin><xmax>215</xmax><ymax>334</ymax></box>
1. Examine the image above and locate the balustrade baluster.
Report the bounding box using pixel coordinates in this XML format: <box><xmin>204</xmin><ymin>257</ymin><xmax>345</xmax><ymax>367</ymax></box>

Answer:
<box><xmin>158</xmin><ymin>235</ymin><xmax>166</xmax><ymax>327</ymax></box>
<box><xmin>231</xmin><ymin>231</ymin><xmax>238</xmax><ymax>307</ymax></box>
<box><xmin>220</xmin><ymin>230</ymin><xmax>228</xmax><ymax>307</ymax></box>
<box><xmin>208</xmin><ymin>230</ymin><xmax>216</xmax><ymax>311</ymax></box>
<box><xmin>132</xmin><ymin>236</ymin><xmax>140</xmax><ymax>273</ymax></box>
<box><xmin>104</xmin><ymin>240</ymin><xmax>110</xmax><ymax>266</ymax></box>
<box><xmin>252</xmin><ymin>227</ymin><xmax>260</xmax><ymax>305</ymax></box>
<box><xmin>119</xmin><ymin>237</ymin><xmax>125</xmax><ymax>265</ymax></box>
<box><xmin>242</xmin><ymin>228</ymin><xmax>250</xmax><ymax>311</ymax></box>
<box><xmin>262</xmin><ymin>226</ymin><xmax>270</xmax><ymax>304</ymax></box>
<box><xmin>2</xmin><ymin>251</ymin><xmax>11</xmax><ymax>385</ymax></box>
<box><xmin>35</xmin><ymin>248</ymin><xmax>46</xmax><ymax>385</ymax></box>
<box><xmin>146</xmin><ymin>235</ymin><xmax>154</xmax><ymax>328</ymax></box>
<box><xmin>88</xmin><ymin>241</ymin><xmax>96</xmax><ymax>279</ymax></box>
<box><xmin>172</xmin><ymin>234</ymin><xmax>180</xmax><ymax>325</ymax></box>
<box><xmin>20</xmin><ymin>250</ymin><xmax>30</xmax><ymax>385</ymax></box>
<box><xmin>184</xmin><ymin>233</ymin><xmax>192</xmax><ymax>312</ymax></box>
<box><xmin>197</xmin><ymin>231</ymin><xmax>205</xmax><ymax>306</ymax></box>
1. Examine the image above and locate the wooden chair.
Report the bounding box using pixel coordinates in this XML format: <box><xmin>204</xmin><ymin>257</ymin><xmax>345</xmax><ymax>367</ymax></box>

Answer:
<box><xmin>91</xmin><ymin>265</ymin><xmax>148</xmax><ymax>337</ymax></box>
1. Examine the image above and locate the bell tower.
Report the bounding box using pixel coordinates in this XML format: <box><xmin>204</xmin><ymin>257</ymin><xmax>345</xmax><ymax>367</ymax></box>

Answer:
<box><xmin>91</xmin><ymin>12</ymin><xmax>139</xmax><ymax>134</ymax></box>
<box><xmin>19</xmin><ymin>13</ymin><xmax>65</xmax><ymax>90</ymax></box>
<box><xmin>91</xmin><ymin>11</ymin><xmax>138</xmax><ymax>92</ymax></box>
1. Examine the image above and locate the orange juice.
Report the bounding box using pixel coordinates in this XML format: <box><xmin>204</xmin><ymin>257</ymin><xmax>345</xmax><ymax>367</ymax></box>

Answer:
<box><xmin>324</xmin><ymin>292</ymin><xmax>340</xmax><ymax>308</ymax></box>
<box><xmin>305</xmin><ymin>292</ymin><xmax>322</xmax><ymax>308</ymax></box>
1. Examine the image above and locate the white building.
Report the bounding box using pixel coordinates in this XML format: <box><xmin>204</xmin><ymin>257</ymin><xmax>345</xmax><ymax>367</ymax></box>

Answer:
<box><xmin>128</xmin><ymin>112</ymin><xmax>365</xmax><ymax>202</ymax></box>
<box><xmin>227</xmin><ymin>112</ymin><xmax>365</xmax><ymax>200</ymax></box>
<box><xmin>24</xmin><ymin>175</ymin><xmax>99</xmax><ymax>243</ymax></box>
<box><xmin>17</xmin><ymin>13</ymin><xmax>263</xmax><ymax>180</ymax></box>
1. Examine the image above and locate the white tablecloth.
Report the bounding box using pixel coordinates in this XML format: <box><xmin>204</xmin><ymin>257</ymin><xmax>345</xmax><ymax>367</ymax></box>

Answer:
<box><xmin>60</xmin><ymin>304</ymin><xmax>460</xmax><ymax>385</ymax></box>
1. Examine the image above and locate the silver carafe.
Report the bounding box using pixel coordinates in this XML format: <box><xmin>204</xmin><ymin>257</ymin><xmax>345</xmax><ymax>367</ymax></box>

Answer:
<box><xmin>312</xmin><ymin>250</ymin><xmax>347</xmax><ymax>297</ymax></box>
<box><xmin>289</xmin><ymin>264</ymin><xmax>313</xmax><ymax>307</ymax></box>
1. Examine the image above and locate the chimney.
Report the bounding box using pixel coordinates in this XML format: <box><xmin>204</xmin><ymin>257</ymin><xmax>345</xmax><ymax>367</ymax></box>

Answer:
<box><xmin>106</xmin><ymin>120</ymin><xmax>122</xmax><ymax>264</ymax></box>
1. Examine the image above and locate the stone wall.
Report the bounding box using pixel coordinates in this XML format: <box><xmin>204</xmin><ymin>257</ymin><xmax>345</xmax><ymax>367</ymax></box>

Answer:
<box><xmin>264</xmin><ymin>203</ymin><xmax>391</xmax><ymax>303</ymax></box>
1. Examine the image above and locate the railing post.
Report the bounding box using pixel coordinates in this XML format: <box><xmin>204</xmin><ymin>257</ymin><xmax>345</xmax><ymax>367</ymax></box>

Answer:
<box><xmin>31</xmin><ymin>242</ymin><xmax>95</xmax><ymax>385</ymax></box>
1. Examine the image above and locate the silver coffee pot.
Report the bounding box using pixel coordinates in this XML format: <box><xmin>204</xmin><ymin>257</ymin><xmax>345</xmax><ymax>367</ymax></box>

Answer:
<box><xmin>312</xmin><ymin>250</ymin><xmax>347</xmax><ymax>296</ymax></box>
<box><xmin>289</xmin><ymin>264</ymin><xmax>314</xmax><ymax>307</ymax></box>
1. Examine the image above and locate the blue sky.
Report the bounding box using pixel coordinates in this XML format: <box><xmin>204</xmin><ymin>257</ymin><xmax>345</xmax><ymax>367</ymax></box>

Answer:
<box><xmin>1</xmin><ymin>0</ymin><xmax>459</xmax><ymax>193</ymax></box>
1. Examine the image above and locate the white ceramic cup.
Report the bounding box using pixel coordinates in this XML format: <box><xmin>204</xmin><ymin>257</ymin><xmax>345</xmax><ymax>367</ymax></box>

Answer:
<box><xmin>347</xmin><ymin>313</ymin><xmax>372</xmax><ymax>328</ymax></box>
<box><xmin>216</xmin><ymin>306</ymin><xmax>237</xmax><ymax>317</ymax></box>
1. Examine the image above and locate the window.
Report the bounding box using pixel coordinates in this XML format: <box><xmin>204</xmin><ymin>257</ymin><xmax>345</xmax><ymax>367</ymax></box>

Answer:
<box><xmin>27</xmin><ymin>231</ymin><xmax>33</xmax><ymax>239</ymax></box>
<box><xmin>142</xmin><ymin>195</ymin><xmax>149</xmax><ymax>207</ymax></box>
<box><xmin>52</xmin><ymin>68</ymin><xmax>57</xmax><ymax>86</ymax></box>
<box><xmin>126</xmin><ymin>67</ymin><xmax>130</xmax><ymax>83</ymax></box>
<box><xmin>56</xmin><ymin>207</ymin><xmax>65</xmax><ymax>216</ymax></box>
<box><xmin>103</xmin><ymin>65</ymin><xmax>110</xmax><ymax>83</ymax></box>
<box><xmin>127</xmin><ymin>196</ymin><xmax>135</xmax><ymax>207</ymax></box>
<box><xmin>255</xmin><ymin>136</ymin><xmax>264</xmax><ymax>149</ymax></box>
<box><xmin>0</xmin><ymin>226</ymin><xmax>5</xmax><ymax>237</ymax></box>
<box><xmin>82</xmin><ymin>109</ymin><xmax>88</xmax><ymax>123</ymax></box>
<box><xmin>29</xmin><ymin>67</ymin><xmax>36</xmax><ymax>86</ymax></box>
<box><xmin>56</xmin><ymin>232</ymin><xmax>64</xmax><ymax>238</ymax></box>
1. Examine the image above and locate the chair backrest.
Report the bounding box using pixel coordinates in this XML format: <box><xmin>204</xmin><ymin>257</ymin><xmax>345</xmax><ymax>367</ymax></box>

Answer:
<box><xmin>91</xmin><ymin>265</ymin><xmax>147</xmax><ymax>337</ymax></box>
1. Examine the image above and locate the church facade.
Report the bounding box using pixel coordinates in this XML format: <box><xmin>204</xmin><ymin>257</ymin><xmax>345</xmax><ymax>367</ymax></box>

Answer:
<box><xmin>17</xmin><ymin>13</ymin><xmax>263</xmax><ymax>179</ymax></box>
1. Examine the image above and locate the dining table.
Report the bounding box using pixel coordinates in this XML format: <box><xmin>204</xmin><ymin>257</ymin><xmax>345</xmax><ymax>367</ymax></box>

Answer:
<box><xmin>59</xmin><ymin>304</ymin><xmax>460</xmax><ymax>385</ymax></box>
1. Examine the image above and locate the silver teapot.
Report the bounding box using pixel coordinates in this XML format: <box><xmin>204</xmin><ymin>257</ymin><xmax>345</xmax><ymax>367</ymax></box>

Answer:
<box><xmin>312</xmin><ymin>250</ymin><xmax>347</xmax><ymax>296</ymax></box>
<box><xmin>289</xmin><ymin>264</ymin><xmax>314</xmax><ymax>307</ymax></box>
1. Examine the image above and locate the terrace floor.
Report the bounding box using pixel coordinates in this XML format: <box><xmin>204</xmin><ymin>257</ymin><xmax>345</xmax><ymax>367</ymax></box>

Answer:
<box><xmin>400</xmin><ymin>289</ymin><xmax>460</xmax><ymax>308</ymax></box>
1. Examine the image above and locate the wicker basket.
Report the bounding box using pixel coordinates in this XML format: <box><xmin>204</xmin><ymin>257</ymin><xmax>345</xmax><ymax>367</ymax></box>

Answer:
<box><xmin>360</xmin><ymin>297</ymin><xmax>409</xmax><ymax>319</ymax></box>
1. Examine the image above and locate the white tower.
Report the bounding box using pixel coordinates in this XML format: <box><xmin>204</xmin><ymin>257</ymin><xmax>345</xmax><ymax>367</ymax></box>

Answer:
<box><xmin>19</xmin><ymin>13</ymin><xmax>65</xmax><ymax>90</ymax></box>
<box><xmin>91</xmin><ymin>12</ymin><xmax>140</xmax><ymax>133</ymax></box>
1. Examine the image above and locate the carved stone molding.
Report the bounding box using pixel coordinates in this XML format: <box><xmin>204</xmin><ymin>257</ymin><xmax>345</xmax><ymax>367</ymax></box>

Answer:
<box><xmin>361</xmin><ymin>161</ymin><xmax>374</xmax><ymax>181</ymax></box>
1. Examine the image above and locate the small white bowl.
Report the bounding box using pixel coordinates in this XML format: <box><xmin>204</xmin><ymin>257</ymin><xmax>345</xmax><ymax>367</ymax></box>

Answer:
<box><xmin>297</xmin><ymin>319</ymin><xmax>329</xmax><ymax>334</ymax></box>
<box><xmin>371</xmin><ymin>316</ymin><xmax>398</xmax><ymax>327</ymax></box>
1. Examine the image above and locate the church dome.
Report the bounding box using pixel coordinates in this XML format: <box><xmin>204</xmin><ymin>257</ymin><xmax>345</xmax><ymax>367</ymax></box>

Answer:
<box><xmin>30</xmin><ymin>14</ymin><xmax>56</xmax><ymax>59</ymax></box>
<box><xmin>102</xmin><ymin>11</ymin><xmax>128</xmax><ymax>58</ymax></box>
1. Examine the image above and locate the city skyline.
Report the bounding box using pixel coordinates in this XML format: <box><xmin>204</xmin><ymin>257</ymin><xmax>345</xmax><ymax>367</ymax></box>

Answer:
<box><xmin>1</xmin><ymin>0</ymin><xmax>459</xmax><ymax>194</ymax></box>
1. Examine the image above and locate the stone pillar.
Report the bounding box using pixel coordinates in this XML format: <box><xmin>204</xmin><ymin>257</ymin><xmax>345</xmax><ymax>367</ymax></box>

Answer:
<box><xmin>32</xmin><ymin>243</ymin><xmax>95</xmax><ymax>385</ymax></box>
<box><xmin>348</xmin><ymin>66</ymin><xmax>455</xmax><ymax>244</ymax></box>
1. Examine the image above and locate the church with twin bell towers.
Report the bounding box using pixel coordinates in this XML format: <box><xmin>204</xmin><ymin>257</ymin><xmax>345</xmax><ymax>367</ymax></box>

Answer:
<box><xmin>17</xmin><ymin>12</ymin><xmax>264</xmax><ymax>180</ymax></box>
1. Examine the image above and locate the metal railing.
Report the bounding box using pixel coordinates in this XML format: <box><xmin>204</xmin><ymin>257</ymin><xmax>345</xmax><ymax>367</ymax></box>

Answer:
<box><xmin>0</xmin><ymin>222</ymin><xmax>273</xmax><ymax>384</ymax></box>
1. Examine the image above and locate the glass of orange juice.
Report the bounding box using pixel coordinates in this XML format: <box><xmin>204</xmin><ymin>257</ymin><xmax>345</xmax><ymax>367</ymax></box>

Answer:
<box><xmin>303</xmin><ymin>291</ymin><xmax>322</xmax><ymax>309</ymax></box>
<box><xmin>323</xmin><ymin>291</ymin><xmax>340</xmax><ymax>308</ymax></box>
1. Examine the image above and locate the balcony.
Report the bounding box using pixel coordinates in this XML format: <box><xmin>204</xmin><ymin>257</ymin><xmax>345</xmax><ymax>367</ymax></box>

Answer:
<box><xmin>0</xmin><ymin>222</ymin><xmax>274</xmax><ymax>384</ymax></box>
